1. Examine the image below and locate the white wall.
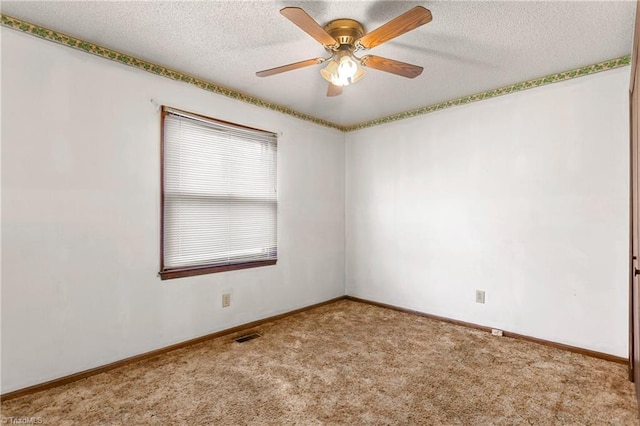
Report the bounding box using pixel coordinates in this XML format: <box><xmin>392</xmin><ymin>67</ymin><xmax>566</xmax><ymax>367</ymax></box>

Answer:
<box><xmin>346</xmin><ymin>67</ymin><xmax>630</xmax><ymax>357</ymax></box>
<box><xmin>1</xmin><ymin>29</ymin><xmax>345</xmax><ymax>393</ymax></box>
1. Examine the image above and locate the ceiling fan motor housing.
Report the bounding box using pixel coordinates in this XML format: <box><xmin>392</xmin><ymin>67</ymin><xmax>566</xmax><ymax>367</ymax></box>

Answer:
<box><xmin>324</xmin><ymin>19</ymin><xmax>365</xmax><ymax>49</ymax></box>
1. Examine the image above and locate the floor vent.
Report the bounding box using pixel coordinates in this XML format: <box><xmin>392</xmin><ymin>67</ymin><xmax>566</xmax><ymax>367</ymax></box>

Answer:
<box><xmin>234</xmin><ymin>332</ymin><xmax>262</xmax><ymax>343</ymax></box>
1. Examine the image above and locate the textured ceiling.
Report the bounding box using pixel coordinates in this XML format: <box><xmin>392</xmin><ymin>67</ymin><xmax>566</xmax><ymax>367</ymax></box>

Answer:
<box><xmin>1</xmin><ymin>1</ymin><xmax>636</xmax><ymax>126</ymax></box>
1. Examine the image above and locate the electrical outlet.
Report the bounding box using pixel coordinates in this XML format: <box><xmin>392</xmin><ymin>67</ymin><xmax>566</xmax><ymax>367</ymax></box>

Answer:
<box><xmin>492</xmin><ymin>328</ymin><xmax>503</xmax><ymax>337</ymax></box>
<box><xmin>222</xmin><ymin>293</ymin><xmax>231</xmax><ymax>308</ymax></box>
<box><xmin>475</xmin><ymin>290</ymin><xmax>485</xmax><ymax>304</ymax></box>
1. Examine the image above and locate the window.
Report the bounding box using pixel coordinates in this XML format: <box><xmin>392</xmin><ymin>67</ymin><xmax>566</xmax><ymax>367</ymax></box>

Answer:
<box><xmin>160</xmin><ymin>106</ymin><xmax>277</xmax><ymax>280</ymax></box>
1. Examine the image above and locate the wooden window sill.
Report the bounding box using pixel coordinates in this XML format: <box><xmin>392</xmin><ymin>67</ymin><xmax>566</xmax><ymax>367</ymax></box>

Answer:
<box><xmin>159</xmin><ymin>260</ymin><xmax>277</xmax><ymax>280</ymax></box>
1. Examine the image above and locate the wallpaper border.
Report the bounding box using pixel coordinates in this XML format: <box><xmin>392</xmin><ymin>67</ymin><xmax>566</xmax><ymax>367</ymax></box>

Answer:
<box><xmin>343</xmin><ymin>55</ymin><xmax>631</xmax><ymax>132</ymax></box>
<box><xmin>1</xmin><ymin>14</ymin><xmax>631</xmax><ymax>133</ymax></box>
<box><xmin>0</xmin><ymin>14</ymin><xmax>343</xmax><ymax>131</ymax></box>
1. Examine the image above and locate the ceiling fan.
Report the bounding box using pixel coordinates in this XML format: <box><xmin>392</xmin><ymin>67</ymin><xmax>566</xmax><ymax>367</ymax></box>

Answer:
<box><xmin>256</xmin><ymin>6</ymin><xmax>433</xmax><ymax>97</ymax></box>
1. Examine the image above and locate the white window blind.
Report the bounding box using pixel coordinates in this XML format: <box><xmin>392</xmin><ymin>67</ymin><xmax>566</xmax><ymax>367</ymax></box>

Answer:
<box><xmin>162</xmin><ymin>107</ymin><xmax>277</xmax><ymax>274</ymax></box>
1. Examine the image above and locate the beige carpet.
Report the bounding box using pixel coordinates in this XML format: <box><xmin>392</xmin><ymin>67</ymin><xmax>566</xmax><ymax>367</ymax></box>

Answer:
<box><xmin>2</xmin><ymin>299</ymin><xmax>638</xmax><ymax>424</ymax></box>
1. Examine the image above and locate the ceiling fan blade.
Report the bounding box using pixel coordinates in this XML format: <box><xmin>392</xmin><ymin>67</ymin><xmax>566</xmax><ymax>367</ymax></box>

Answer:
<box><xmin>360</xmin><ymin>55</ymin><xmax>423</xmax><ymax>78</ymax></box>
<box><xmin>280</xmin><ymin>7</ymin><xmax>339</xmax><ymax>49</ymax></box>
<box><xmin>356</xmin><ymin>6</ymin><xmax>432</xmax><ymax>49</ymax></box>
<box><xmin>256</xmin><ymin>58</ymin><xmax>325</xmax><ymax>77</ymax></box>
<box><xmin>327</xmin><ymin>83</ymin><xmax>343</xmax><ymax>97</ymax></box>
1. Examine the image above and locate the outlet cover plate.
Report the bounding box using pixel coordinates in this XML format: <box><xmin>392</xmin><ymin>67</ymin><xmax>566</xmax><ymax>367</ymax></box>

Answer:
<box><xmin>475</xmin><ymin>290</ymin><xmax>485</xmax><ymax>304</ymax></box>
<box><xmin>222</xmin><ymin>293</ymin><xmax>231</xmax><ymax>308</ymax></box>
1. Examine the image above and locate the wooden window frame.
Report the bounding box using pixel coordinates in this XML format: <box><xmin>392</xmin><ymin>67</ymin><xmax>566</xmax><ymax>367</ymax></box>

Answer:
<box><xmin>159</xmin><ymin>106</ymin><xmax>277</xmax><ymax>280</ymax></box>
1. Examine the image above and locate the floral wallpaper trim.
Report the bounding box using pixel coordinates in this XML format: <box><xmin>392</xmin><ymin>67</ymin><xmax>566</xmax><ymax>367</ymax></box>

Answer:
<box><xmin>343</xmin><ymin>56</ymin><xmax>631</xmax><ymax>132</ymax></box>
<box><xmin>0</xmin><ymin>14</ymin><xmax>343</xmax><ymax>131</ymax></box>
<box><xmin>2</xmin><ymin>14</ymin><xmax>630</xmax><ymax>134</ymax></box>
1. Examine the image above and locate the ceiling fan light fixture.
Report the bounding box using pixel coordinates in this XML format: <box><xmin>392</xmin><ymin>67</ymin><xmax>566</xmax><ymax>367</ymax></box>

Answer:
<box><xmin>346</xmin><ymin>61</ymin><xmax>366</xmax><ymax>85</ymax></box>
<box><xmin>320</xmin><ymin>53</ymin><xmax>365</xmax><ymax>87</ymax></box>
<box><xmin>320</xmin><ymin>60</ymin><xmax>341</xmax><ymax>85</ymax></box>
<box><xmin>337</xmin><ymin>55</ymin><xmax>358</xmax><ymax>79</ymax></box>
